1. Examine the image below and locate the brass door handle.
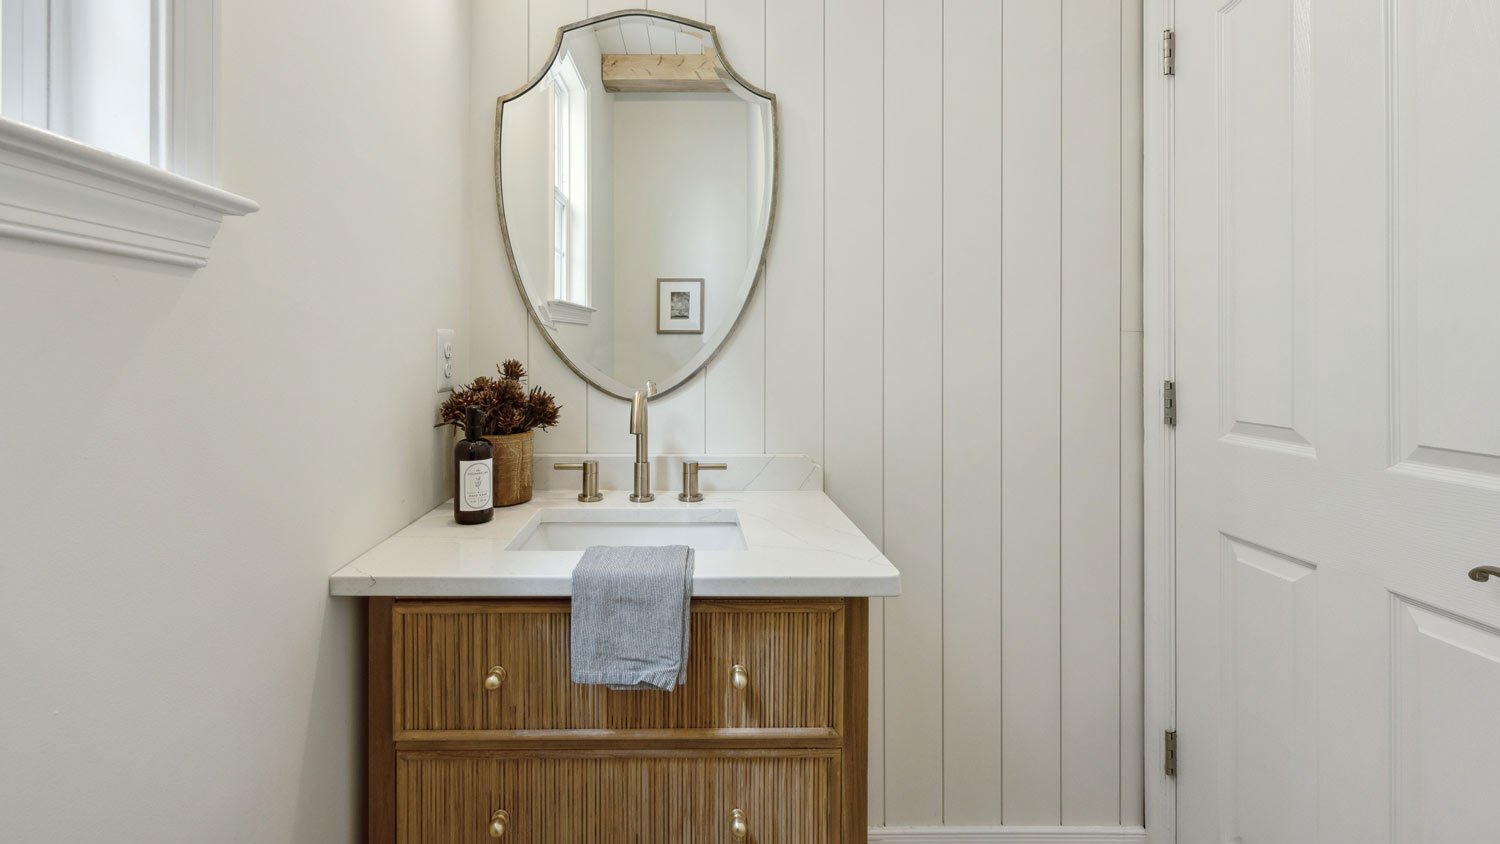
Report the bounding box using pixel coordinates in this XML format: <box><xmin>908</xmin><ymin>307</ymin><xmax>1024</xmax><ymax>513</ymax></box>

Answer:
<box><xmin>1469</xmin><ymin>566</ymin><xmax>1500</xmax><ymax>582</ymax></box>
<box><xmin>484</xmin><ymin>665</ymin><xmax>507</xmax><ymax>690</ymax></box>
<box><xmin>489</xmin><ymin>809</ymin><xmax>509</xmax><ymax>838</ymax></box>
<box><xmin>730</xmin><ymin>663</ymin><xmax>749</xmax><ymax>691</ymax></box>
<box><xmin>729</xmin><ymin>808</ymin><xmax>748</xmax><ymax>839</ymax></box>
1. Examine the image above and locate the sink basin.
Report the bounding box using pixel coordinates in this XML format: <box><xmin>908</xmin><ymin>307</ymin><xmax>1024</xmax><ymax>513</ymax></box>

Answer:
<box><xmin>505</xmin><ymin>508</ymin><xmax>749</xmax><ymax>551</ymax></box>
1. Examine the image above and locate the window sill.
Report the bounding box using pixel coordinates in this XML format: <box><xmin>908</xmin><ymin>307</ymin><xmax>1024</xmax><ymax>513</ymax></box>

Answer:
<box><xmin>547</xmin><ymin>298</ymin><xmax>596</xmax><ymax>325</ymax></box>
<box><xmin>0</xmin><ymin>117</ymin><xmax>258</xmax><ymax>269</ymax></box>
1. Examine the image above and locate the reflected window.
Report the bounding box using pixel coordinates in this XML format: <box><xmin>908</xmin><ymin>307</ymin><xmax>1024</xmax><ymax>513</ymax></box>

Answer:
<box><xmin>549</xmin><ymin>54</ymin><xmax>587</xmax><ymax>306</ymax></box>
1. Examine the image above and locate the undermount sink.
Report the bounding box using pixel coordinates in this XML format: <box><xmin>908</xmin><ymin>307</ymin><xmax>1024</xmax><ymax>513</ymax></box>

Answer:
<box><xmin>505</xmin><ymin>508</ymin><xmax>749</xmax><ymax>551</ymax></box>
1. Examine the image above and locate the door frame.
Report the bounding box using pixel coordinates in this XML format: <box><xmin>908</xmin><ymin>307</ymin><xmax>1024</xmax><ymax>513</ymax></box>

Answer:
<box><xmin>1141</xmin><ymin>0</ymin><xmax>1176</xmax><ymax>842</ymax></box>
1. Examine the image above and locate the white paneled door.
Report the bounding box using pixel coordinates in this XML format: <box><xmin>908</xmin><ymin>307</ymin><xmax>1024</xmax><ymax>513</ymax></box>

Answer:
<box><xmin>1172</xmin><ymin>0</ymin><xmax>1500</xmax><ymax>840</ymax></box>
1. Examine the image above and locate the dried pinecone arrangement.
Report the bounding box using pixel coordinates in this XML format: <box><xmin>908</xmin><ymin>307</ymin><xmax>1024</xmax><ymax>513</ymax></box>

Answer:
<box><xmin>437</xmin><ymin>360</ymin><xmax>561</xmax><ymax>436</ymax></box>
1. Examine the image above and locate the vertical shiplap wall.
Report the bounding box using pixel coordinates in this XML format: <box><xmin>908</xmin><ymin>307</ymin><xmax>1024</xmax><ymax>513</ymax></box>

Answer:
<box><xmin>467</xmin><ymin>0</ymin><xmax>1143</xmax><ymax>828</ymax></box>
<box><xmin>941</xmin><ymin>0</ymin><xmax>1005</xmax><ymax>824</ymax></box>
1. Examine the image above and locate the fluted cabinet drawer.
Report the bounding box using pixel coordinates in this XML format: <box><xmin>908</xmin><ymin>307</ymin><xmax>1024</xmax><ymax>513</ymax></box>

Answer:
<box><xmin>391</xmin><ymin>600</ymin><xmax>844</xmax><ymax>736</ymax></box>
<box><xmin>396</xmin><ymin>750</ymin><xmax>841</xmax><ymax>843</ymax></box>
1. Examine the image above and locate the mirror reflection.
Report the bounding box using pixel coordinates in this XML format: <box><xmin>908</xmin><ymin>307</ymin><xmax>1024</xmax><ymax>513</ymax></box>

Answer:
<box><xmin>497</xmin><ymin>13</ymin><xmax>776</xmax><ymax>398</ymax></box>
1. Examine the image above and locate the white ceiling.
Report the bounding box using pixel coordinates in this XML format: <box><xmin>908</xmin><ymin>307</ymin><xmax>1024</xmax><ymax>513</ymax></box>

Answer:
<box><xmin>588</xmin><ymin>16</ymin><xmax>708</xmax><ymax>56</ymax></box>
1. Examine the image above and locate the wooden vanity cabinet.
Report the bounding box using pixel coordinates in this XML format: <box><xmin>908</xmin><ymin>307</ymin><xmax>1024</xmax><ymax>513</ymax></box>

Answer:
<box><xmin>368</xmin><ymin>598</ymin><xmax>868</xmax><ymax>843</ymax></box>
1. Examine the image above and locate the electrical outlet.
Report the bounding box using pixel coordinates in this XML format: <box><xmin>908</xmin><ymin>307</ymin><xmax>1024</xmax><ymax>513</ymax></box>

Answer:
<box><xmin>435</xmin><ymin>329</ymin><xmax>456</xmax><ymax>393</ymax></box>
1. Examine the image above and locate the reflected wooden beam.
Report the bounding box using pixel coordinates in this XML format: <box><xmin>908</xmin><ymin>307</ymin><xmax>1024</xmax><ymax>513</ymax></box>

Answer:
<box><xmin>601</xmin><ymin>53</ymin><xmax>728</xmax><ymax>93</ymax></box>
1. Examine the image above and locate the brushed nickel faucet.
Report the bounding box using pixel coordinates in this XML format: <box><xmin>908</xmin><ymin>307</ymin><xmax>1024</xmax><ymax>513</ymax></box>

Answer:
<box><xmin>553</xmin><ymin>460</ymin><xmax>602</xmax><ymax>502</ymax></box>
<box><xmin>629</xmin><ymin>380</ymin><xmax>657</xmax><ymax>502</ymax></box>
<box><xmin>679</xmin><ymin>460</ymin><xmax>728</xmax><ymax>502</ymax></box>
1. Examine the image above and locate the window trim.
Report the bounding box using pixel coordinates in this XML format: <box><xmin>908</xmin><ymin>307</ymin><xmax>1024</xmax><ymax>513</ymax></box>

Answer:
<box><xmin>0</xmin><ymin>0</ymin><xmax>255</xmax><ymax>268</ymax></box>
<box><xmin>0</xmin><ymin>0</ymin><xmax>50</xmax><ymax>127</ymax></box>
<box><xmin>552</xmin><ymin>185</ymin><xmax>569</xmax><ymax>302</ymax></box>
<box><xmin>547</xmin><ymin>54</ymin><xmax>589</xmax><ymax>310</ymax></box>
<box><xmin>545</xmin><ymin>297</ymin><xmax>597</xmax><ymax>326</ymax></box>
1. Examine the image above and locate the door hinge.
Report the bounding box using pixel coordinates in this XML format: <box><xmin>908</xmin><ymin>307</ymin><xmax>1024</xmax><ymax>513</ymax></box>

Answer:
<box><xmin>1163</xmin><ymin>380</ymin><xmax>1177</xmax><ymax>426</ymax></box>
<box><xmin>1162</xmin><ymin>29</ymin><xmax>1176</xmax><ymax>76</ymax></box>
<box><xmin>1164</xmin><ymin>730</ymin><xmax>1178</xmax><ymax>777</ymax></box>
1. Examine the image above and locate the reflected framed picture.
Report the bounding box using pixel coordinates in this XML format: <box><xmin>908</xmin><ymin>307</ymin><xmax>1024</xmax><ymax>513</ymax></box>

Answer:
<box><xmin>657</xmin><ymin>278</ymin><xmax>705</xmax><ymax>334</ymax></box>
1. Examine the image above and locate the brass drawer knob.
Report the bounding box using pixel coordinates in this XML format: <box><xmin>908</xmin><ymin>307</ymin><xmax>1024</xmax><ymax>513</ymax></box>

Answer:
<box><xmin>488</xmin><ymin>808</ymin><xmax>509</xmax><ymax>837</ymax></box>
<box><xmin>730</xmin><ymin>808</ymin><xmax>748</xmax><ymax>839</ymax></box>
<box><xmin>484</xmin><ymin>665</ymin><xmax>507</xmax><ymax>691</ymax></box>
<box><xmin>730</xmin><ymin>663</ymin><xmax>749</xmax><ymax>691</ymax></box>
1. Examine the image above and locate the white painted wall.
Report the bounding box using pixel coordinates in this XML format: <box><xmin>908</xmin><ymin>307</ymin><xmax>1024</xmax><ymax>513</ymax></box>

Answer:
<box><xmin>0</xmin><ymin>0</ymin><xmax>471</xmax><ymax>841</ymax></box>
<box><xmin>581</xmin><ymin>32</ymin><xmax>616</xmax><ymax>371</ymax></box>
<box><xmin>469</xmin><ymin>0</ymin><xmax>1144</xmax><ymax>830</ymax></box>
<box><xmin>610</xmin><ymin>94</ymin><xmax>748</xmax><ymax>387</ymax></box>
<box><xmin>501</xmin><ymin>86</ymin><xmax>552</xmax><ymax>305</ymax></box>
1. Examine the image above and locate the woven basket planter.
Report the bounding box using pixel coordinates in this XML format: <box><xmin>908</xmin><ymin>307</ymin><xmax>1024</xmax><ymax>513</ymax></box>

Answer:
<box><xmin>482</xmin><ymin>430</ymin><xmax>534</xmax><ymax>507</ymax></box>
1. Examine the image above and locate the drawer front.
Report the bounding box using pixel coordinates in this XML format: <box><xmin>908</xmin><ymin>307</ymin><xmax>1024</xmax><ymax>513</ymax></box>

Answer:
<box><xmin>392</xmin><ymin>600</ymin><xmax>843</xmax><ymax>735</ymax></box>
<box><xmin>396</xmin><ymin>750</ymin><xmax>841</xmax><ymax>843</ymax></box>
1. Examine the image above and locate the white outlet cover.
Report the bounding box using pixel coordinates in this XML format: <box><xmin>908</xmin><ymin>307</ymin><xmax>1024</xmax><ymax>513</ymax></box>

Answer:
<box><xmin>435</xmin><ymin>328</ymin><xmax>456</xmax><ymax>392</ymax></box>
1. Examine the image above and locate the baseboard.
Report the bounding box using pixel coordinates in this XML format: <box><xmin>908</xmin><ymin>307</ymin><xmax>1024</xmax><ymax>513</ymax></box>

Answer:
<box><xmin>868</xmin><ymin>826</ymin><xmax>1148</xmax><ymax>844</ymax></box>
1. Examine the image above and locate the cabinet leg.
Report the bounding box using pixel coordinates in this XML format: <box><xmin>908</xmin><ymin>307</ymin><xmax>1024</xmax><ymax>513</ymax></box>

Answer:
<box><xmin>367</xmin><ymin>598</ymin><xmax>395</xmax><ymax>844</ymax></box>
<box><xmin>843</xmin><ymin>598</ymin><xmax>869</xmax><ymax>844</ymax></box>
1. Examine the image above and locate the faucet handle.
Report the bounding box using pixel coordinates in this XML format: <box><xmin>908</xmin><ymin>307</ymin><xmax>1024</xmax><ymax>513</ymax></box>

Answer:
<box><xmin>554</xmin><ymin>460</ymin><xmax>603</xmax><ymax>503</ymax></box>
<box><xmin>679</xmin><ymin>461</ymin><xmax>727</xmax><ymax>503</ymax></box>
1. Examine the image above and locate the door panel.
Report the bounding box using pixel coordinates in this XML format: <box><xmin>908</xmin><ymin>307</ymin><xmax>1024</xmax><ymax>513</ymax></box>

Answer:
<box><xmin>1392</xmin><ymin>599</ymin><xmax>1500</xmax><ymax>842</ymax></box>
<box><xmin>1174</xmin><ymin>0</ymin><xmax>1500</xmax><ymax>840</ymax></box>
<box><xmin>1392</xmin><ymin>0</ymin><xmax>1500</xmax><ymax>481</ymax></box>
<box><xmin>1217</xmin><ymin>538</ymin><xmax>1318</xmax><ymax>844</ymax></box>
<box><xmin>1217</xmin><ymin>0</ymin><xmax>1315</xmax><ymax>454</ymax></box>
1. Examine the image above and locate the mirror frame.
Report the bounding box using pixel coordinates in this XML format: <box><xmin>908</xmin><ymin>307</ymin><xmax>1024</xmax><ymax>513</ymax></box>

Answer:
<box><xmin>494</xmin><ymin>9</ymin><xmax>779</xmax><ymax>400</ymax></box>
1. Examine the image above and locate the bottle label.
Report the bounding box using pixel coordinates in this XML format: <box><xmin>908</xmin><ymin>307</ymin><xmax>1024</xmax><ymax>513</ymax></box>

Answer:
<box><xmin>459</xmin><ymin>459</ymin><xmax>493</xmax><ymax>511</ymax></box>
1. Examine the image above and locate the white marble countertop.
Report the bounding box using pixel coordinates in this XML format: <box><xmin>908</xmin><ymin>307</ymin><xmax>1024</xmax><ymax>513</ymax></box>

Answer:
<box><xmin>328</xmin><ymin>490</ymin><xmax>901</xmax><ymax>598</ymax></box>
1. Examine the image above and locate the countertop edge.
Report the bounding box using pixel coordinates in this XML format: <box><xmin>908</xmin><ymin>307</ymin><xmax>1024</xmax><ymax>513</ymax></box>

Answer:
<box><xmin>328</xmin><ymin>571</ymin><xmax>903</xmax><ymax>599</ymax></box>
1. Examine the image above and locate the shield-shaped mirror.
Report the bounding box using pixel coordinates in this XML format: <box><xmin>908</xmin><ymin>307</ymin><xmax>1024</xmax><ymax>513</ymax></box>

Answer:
<box><xmin>494</xmin><ymin>10</ymin><xmax>777</xmax><ymax>399</ymax></box>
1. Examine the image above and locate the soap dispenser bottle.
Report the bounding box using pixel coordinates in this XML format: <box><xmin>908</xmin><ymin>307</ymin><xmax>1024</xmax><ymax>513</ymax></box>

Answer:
<box><xmin>454</xmin><ymin>406</ymin><xmax>494</xmax><ymax>524</ymax></box>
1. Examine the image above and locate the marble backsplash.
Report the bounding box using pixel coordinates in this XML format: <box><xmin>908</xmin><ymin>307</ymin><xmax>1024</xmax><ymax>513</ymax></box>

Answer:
<box><xmin>532</xmin><ymin>454</ymin><xmax>822</xmax><ymax>494</ymax></box>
